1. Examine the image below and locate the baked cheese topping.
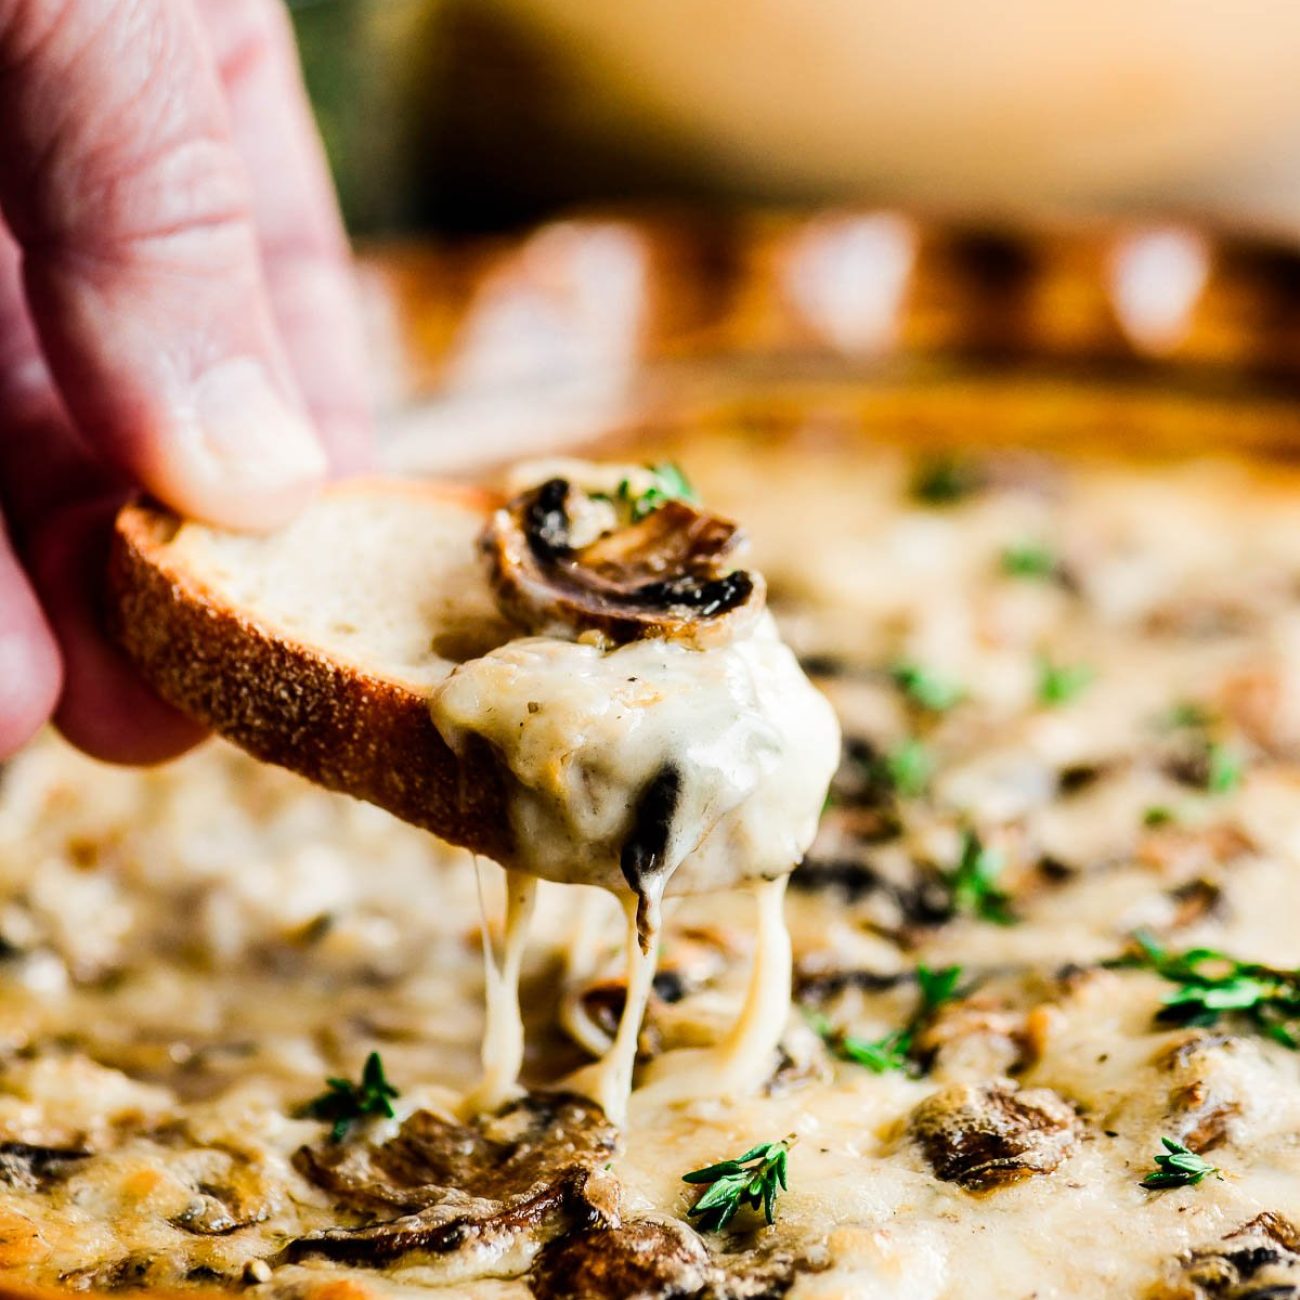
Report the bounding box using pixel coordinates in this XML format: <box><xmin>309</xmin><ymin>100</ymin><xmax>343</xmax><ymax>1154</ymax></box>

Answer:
<box><xmin>430</xmin><ymin>620</ymin><xmax>838</xmax><ymax>899</ymax></box>
<box><xmin>430</xmin><ymin>465</ymin><xmax>839</xmax><ymax>1119</ymax></box>
<box><xmin>9</xmin><ymin>423</ymin><xmax>1300</xmax><ymax>1298</ymax></box>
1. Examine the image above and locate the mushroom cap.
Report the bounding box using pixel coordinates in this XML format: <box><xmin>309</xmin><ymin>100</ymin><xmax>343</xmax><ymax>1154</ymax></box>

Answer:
<box><xmin>481</xmin><ymin>477</ymin><xmax>767</xmax><ymax>650</ymax></box>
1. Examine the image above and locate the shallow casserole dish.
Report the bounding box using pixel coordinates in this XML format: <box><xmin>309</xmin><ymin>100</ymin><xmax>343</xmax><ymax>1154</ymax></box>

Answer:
<box><xmin>7</xmin><ymin>211</ymin><xmax>1300</xmax><ymax>1299</ymax></box>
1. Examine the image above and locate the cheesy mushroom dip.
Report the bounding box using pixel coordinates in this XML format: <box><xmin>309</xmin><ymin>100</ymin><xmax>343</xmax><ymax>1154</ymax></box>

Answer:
<box><xmin>7</xmin><ymin>429</ymin><xmax>1300</xmax><ymax>1298</ymax></box>
<box><xmin>431</xmin><ymin>461</ymin><xmax>838</xmax><ymax>1119</ymax></box>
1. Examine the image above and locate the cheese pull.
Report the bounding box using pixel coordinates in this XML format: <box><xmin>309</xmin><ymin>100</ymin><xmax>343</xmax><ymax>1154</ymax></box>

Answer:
<box><xmin>111</xmin><ymin>465</ymin><xmax>838</xmax><ymax>1121</ymax></box>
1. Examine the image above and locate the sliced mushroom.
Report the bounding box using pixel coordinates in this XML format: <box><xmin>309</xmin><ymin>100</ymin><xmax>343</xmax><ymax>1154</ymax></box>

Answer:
<box><xmin>289</xmin><ymin>1093</ymin><xmax>620</xmax><ymax>1270</ymax></box>
<box><xmin>915</xmin><ymin>994</ymin><xmax>1040</xmax><ymax>1081</ymax></box>
<box><xmin>531</xmin><ymin>1217</ymin><xmax>711</xmax><ymax>1300</ymax></box>
<box><xmin>907</xmin><ymin>1080</ymin><xmax>1080</xmax><ymax>1191</ymax></box>
<box><xmin>481</xmin><ymin>476</ymin><xmax>766</xmax><ymax>649</ymax></box>
<box><xmin>286</xmin><ymin>1166</ymin><xmax>612</xmax><ymax>1268</ymax></box>
<box><xmin>532</xmin><ymin>1218</ymin><xmax>811</xmax><ymax>1300</ymax></box>
<box><xmin>1153</xmin><ymin>1031</ymin><xmax>1250</xmax><ymax>1154</ymax></box>
<box><xmin>1152</xmin><ymin>1213</ymin><xmax>1300</xmax><ymax>1300</ymax></box>
<box><xmin>0</xmin><ymin>1141</ymin><xmax>88</xmax><ymax>1193</ymax></box>
<box><xmin>560</xmin><ymin>925</ymin><xmax>737</xmax><ymax>1059</ymax></box>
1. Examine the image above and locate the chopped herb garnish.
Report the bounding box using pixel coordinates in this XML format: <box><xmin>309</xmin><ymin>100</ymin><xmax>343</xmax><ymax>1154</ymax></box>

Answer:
<box><xmin>1205</xmin><ymin>742</ymin><xmax>1243</xmax><ymax>795</ymax></box>
<box><xmin>948</xmin><ymin>829</ymin><xmax>1015</xmax><ymax>925</ymax></box>
<box><xmin>1037</xmin><ymin>658</ymin><xmax>1095</xmax><ymax>707</ymax></box>
<box><xmin>1163</xmin><ymin>700</ymin><xmax>1214</xmax><ymax>731</ymax></box>
<box><xmin>1140</xmin><ymin>1137</ymin><xmax>1221</xmax><ymax>1190</ymax></box>
<box><xmin>823</xmin><ymin>1023</ymin><xmax>911</xmax><ymax>1074</ymax></box>
<box><xmin>1158</xmin><ymin>701</ymin><xmax>1247</xmax><ymax>794</ymax></box>
<box><xmin>810</xmin><ymin>963</ymin><xmax>964</xmax><ymax>1077</ymax></box>
<box><xmin>304</xmin><ymin>1052</ymin><xmax>400</xmax><ymax>1142</ymax></box>
<box><xmin>882</xmin><ymin>738</ymin><xmax>933</xmax><ymax>798</ymax></box>
<box><xmin>1126</xmin><ymin>932</ymin><xmax>1300</xmax><ymax>1049</ymax></box>
<box><xmin>613</xmin><ymin>462</ymin><xmax>698</xmax><ymax>521</ymax></box>
<box><xmin>911</xmin><ymin>456</ymin><xmax>980</xmax><ymax>505</ymax></box>
<box><xmin>838</xmin><ymin>736</ymin><xmax>932</xmax><ymax>807</ymax></box>
<box><xmin>891</xmin><ymin>662</ymin><xmax>964</xmax><ymax>713</ymax></box>
<box><xmin>1000</xmin><ymin>543</ymin><xmax>1057</xmax><ymax>580</ymax></box>
<box><xmin>1142</xmin><ymin>805</ymin><xmax>1175</xmax><ymax>828</ymax></box>
<box><xmin>682</xmin><ymin>1137</ymin><xmax>793</xmax><ymax>1231</ymax></box>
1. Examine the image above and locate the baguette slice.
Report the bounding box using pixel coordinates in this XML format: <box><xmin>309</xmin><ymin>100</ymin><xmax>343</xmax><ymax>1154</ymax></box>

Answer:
<box><xmin>108</xmin><ymin>479</ymin><xmax>515</xmax><ymax>860</ymax></box>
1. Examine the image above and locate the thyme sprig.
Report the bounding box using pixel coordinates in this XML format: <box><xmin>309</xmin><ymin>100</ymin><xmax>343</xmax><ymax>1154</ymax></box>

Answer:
<box><xmin>1126</xmin><ymin>932</ymin><xmax>1300</xmax><ymax>1048</ymax></box>
<box><xmin>811</xmin><ymin>964</ymin><xmax>963</xmax><ymax>1076</ymax></box>
<box><xmin>1037</xmin><ymin>657</ymin><xmax>1095</xmax><ymax>707</ymax></box>
<box><xmin>682</xmin><ymin>1137</ymin><xmax>793</xmax><ymax>1231</ymax></box>
<box><xmin>891</xmin><ymin>662</ymin><xmax>965</xmax><ymax>713</ymax></box>
<box><xmin>615</xmin><ymin>462</ymin><xmax>697</xmax><ymax>520</ymax></box>
<box><xmin>1140</xmin><ymin>1137</ymin><xmax>1221</xmax><ymax>1190</ymax></box>
<box><xmin>911</xmin><ymin>455</ymin><xmax>981</xmax><ymax>505</ymax></box>
<box><xmin>1000</xmin><ymin>542</ymin><xmax>1058</xmax><ymax>580</ymax></box>
<box><xmin>304</xmin><ymin>1052</ymin><xmax>400</xmax><ymax>1142</ymax></box>
<box><xmin>948</xmin><ymin>829</ymin><xmax>1015</xmax><ymax>925</ymax></box>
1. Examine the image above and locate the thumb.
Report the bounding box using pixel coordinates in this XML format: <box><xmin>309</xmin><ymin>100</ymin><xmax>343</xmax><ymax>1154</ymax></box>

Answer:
<box><xmin>0</xmin><ymin>0</ymin><xmax>326</xmax><ymax>531</ymax></box>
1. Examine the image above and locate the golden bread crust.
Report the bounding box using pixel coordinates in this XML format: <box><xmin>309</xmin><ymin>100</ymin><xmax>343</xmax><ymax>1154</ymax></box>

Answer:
<box><xmin>107</xmin><ymin>484</ymin><xmax>511</xmax><ymax>862</ymax></box>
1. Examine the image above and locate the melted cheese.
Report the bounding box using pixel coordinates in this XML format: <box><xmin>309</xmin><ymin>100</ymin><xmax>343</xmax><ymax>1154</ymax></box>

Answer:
<box><xmin>465</xmin><ymin>864</ymin><xmax>536</xmax><ymax>1115</ymax></box>
<box><xmin>13</xmin><ymin>432</ymin><xmax>1300</xmax><ymax>1297</ymax></box>
<box><xmin>636</xmin><ymin>876</ymin><xmax>792</xmax><ymax>1108</ymax></box>
<box><xmin>430</xmin><ymin>616</ymin><xmax>839</xmax><ymax>898</ymax></box>
<box><xmin>564</xmin><ymin>894</ymin><xmax>658</xmax><ymax>1123</ymax></box>
<box><xmin>430</xmin><ymin>608</ymin><xmax>837</xmax><ymax>1117</ymax></box>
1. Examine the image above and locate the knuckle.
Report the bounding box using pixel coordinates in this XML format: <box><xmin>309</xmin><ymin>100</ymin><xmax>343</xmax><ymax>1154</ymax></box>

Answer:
<box><xmin>198</xmin><ymin>0</ymin><xmax>295</xmax><ymax>87</ymax></box>
<box><xmin>76</xmin><ymin>133</ymin><xmax>255</xmax><ymax>255</ymax></box>
<box><xmin>1</xmin><ymin>0</ymin><xmax>257</xmax><ymax>260</ymax></box>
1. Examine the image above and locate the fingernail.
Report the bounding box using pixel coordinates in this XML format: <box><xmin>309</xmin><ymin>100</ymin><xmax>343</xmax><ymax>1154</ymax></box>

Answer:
<box><xmin>178</xmin><ymin>358</ymin><xmax>327</xmax><ymax>530</ymax></box>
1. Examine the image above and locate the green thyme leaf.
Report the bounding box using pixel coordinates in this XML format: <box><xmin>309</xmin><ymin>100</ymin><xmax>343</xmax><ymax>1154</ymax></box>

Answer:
<box><xmin>809</xmin><ymin>963</ymin><xmax>964</xmax><ymax>1077</ymax></box>
<box><xmin>948</xmin><ymin>830</ymin><xmax>1015</xmax><ymax>925</ymax></box>
<box><xmin>911</xmin><ymin>456</ymin><xmax>981</xmax><ymax>505</ymax></box>
<box><xmin>615</xmin><ymin>462</ymin><xmax>698</xmax><ymax>521</ymax></box>
<box><xmin>882</xmin><ymin>738</ymin><xmax>933</xmax><ymax>798</ymax></box>
<box><xmin>682</xmin><ymin>1138</ymin><xmax>792</xmax><ymax>1231</ymax></box>
<box><xmin>916</xmin><ymin>962</ymin><xmax>964</xmax><ymax>1010</ymax></box>
<box><xmin>1125</xmin><ymin>932</ymin><xmax>1300</xmax><ymax>1048</ymax></box>
<box><xmin>1140</xmin><ymin>1137</ymin><xmax>1221</xmax><ymax>1190</ymax></box>
<box><xmin>1000</xmin><ymin>543</ymin><xmax>1057</xmax><ymax>580</ymax></box>
<box><xmin>304</xmin><ymin>1052</ymin><xmax>399</xmax><ymax>1142</ymax></box>
<box><xmin>834</xmin><ymin>1027</ymin><xmax>912</xmax><ymax>1074</ymax></box>
<box><xmin>1037</xmin><ymin>658</ymin><xmax>1095</xmax><ymax>707</ymax></box>
<box><xmin>891</xmin><ymin>662</ymin><xmax>964</xmax><ymax>713</ymax></box>
<box><xmin>1205</xmin><ymin>742</ymin><xmax>1243</xmax><ymax>795</ymax></box>
<box><xmin>1143</xmin><ymin>806</ymin><xmax>1175</xmax><ymax>828</ymax></box>
<box><xmin>1163</xmin><ymin>701</ymin><xmax>1215</xmax><ymax>730</ymax></box>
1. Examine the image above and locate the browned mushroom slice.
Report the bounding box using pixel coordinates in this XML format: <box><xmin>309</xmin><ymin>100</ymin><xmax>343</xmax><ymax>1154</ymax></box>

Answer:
<box><xmin>288</xmin><ymin>1094</ymin><xmax>620</xmax><ymax>1271</ymax></box>
<box><xmin>532</xmin><ymin>1218</ymin><xmax>812</xmax><ymax>1300</ymax></box>
<box><xmin>481</xmin><ymin>477</ymin><xmax>766</xmax><ymax>649</ymax></box>
<box><xmin>907</xmin><ymin>1080</ymin><xmax>1080</xmax><ymax>1191</ymax></box>
<box><xmin>0</xmin><ymin>1141</ymin><xmax>89</xmax><ymax>1193</ymax></box>
<box><xmin>531</xmin><ymin>1218</ymin><xmax>712</xmax><ymax>1300</ymax></box>
<box><xmin>1151</xmin><ymin>1212</ymin><xmax>1300</xmax><ymax>1300</ymax></box>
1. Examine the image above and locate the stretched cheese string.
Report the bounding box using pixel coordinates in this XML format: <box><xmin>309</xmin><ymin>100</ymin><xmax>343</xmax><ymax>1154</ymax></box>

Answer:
<box><xmin>464</xmin><ymin>864</ymin><xmax>792</xmax><ymax>1122</ymax></box>
<box><xmin>557</xmin><ymin>887</ymin><xmax>623</xmax><ymax>1058</ymax></box>
<box><xmin>465</xmin><ymin>861</ymin><xmax>537</xmax><ymax>1115</ymax></box>
<box><xmin>636</xmin><ymin>875</ymin><xmax>791</xmax><ymax>1106</ymax></box>
<box><xmin>563</xmin><ymin>885</ymin><xmax>663</xmax><ymax>1125</ymax></box>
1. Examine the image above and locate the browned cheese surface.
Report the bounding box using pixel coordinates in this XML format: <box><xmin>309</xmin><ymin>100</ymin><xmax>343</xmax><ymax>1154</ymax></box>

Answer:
<box><xmin>6</xmin><ymin>408</ymin><xmax>1300</xmax><ymax>1298</ymax></box>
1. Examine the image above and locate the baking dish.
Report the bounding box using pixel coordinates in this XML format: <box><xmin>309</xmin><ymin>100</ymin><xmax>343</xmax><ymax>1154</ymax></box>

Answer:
<box><xmin>7</xmin><ymin>210</ymin><xmax>1300</xmax><ymax>1299</ymax></box>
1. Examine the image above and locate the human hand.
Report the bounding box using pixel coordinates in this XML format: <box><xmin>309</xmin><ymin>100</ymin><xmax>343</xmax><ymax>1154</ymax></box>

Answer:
<box><xmin>0</xmin><ymin>0</ymin><xmax>370</xmax><ymax>764</ymax></box>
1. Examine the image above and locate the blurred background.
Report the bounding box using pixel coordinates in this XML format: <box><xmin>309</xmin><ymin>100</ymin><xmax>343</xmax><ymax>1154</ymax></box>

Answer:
<box><xmin>289</xmin><ymin>0</ymin><xmax>1300</xmax><ymax>240</ymax></box>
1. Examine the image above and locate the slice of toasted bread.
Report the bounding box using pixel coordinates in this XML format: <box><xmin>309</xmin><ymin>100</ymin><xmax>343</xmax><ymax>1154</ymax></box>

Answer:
<box><xmin>108</xmin><ymin>479</ymin><xmax>514</xmax><ymax>859</ymax></box>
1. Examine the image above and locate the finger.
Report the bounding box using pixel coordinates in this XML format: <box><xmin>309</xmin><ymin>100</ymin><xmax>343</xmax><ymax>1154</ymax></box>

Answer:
<box><xmin>0</xmin><ymin>522</ymin><xmax>61</xmax><ymax>758</ymax></box>
<box><xmin>196</xmin><ymin>0</ymin><xmax>372</xmax><ymax>474</ymax></box>
<box><xmin>0</xmin><ymin>0</ymin><xmax>326</xmax><ymax>531</ymax></box>
<box><xmin>27</xmin><ymin>494</ymin><xmax>206</xmax><ymax>763</ymax></box>
<box><xmin>0</xmin><ymin>223</ymin><xmax>203</xmax><ymax>763</ymax></box>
